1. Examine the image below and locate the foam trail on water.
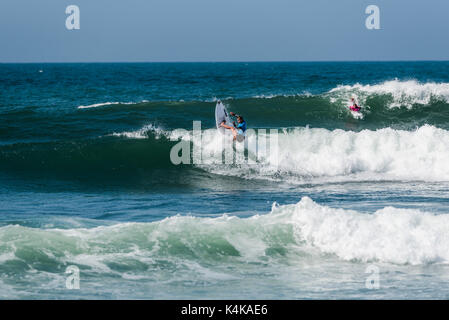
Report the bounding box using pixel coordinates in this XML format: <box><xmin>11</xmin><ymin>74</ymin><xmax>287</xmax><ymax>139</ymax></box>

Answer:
<box><xmin>110</xmin><ymin>124</ymin><xmax>165</xmax><ymax>139</ymax></box>
<box><xmin>78</xmin><ymin>102</ymin><xmax>121</xmax><ymax>109</ymax></box>
<box><xmin>78</xmin><ymin>100</ymin><xmax>148</xmax><ymax>109</ymax></box>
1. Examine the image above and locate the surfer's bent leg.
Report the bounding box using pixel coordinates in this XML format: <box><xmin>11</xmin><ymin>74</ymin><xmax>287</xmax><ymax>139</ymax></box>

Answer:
<box><xmin>220</xmin><ymin>122</ymin><xmax>238</xmax><ymax>140</ymax></box>
<box><xmin>231</xmin><ymin>128</ymin><xmax>237</xmax><ymax>140</ymax></box>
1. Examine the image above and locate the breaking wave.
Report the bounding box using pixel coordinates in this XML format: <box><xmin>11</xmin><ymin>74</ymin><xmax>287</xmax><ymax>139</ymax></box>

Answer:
<box><xmin>2</xmin><ymin>124</ymin><xmax>449</xmax><ymax>184</ymax></box>
<box><xmin>1</xmin><ymin>197</ymin><xmax>448</xmax><ymax>280</ymax></box>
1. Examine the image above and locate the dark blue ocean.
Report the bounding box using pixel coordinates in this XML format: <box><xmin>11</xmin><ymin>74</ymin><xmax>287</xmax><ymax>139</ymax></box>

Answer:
<box><xmin>1</xmin><ymin>62</ymin><xmax>449</xmax><ymax>299</ymax></box>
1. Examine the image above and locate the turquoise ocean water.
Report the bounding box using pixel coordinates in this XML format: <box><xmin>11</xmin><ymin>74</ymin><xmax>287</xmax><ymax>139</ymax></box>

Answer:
<box><xmin>1</xmin><ymin>62</ymin><xmax>449</xmax><ymax>299</ymax></box>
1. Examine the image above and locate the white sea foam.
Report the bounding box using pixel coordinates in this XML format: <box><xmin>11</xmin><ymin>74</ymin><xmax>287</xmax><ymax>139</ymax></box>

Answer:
<box><xmin>105</xmin><ymin>122</ymin><xmax>449</xmax><ymax>182</ymax></box>
<box><xmin>275</xmin><ymin>197</ymin><xmax>449</xmax><ymax>265</ymax></box>
<box><xmin>195</xmin><ymin>125</ymin><xmax>449</xmax><ymax>182</ymax></box>
<box><xmin>78</xmin><ymin>102</ymin><xmax>121</xmax><ymax>109</ymax></box>
<box><xmin>77</xmin><ymin>100</ymin><xmax>148</xmax><ymax>109</ymax></box>
<box><xmin>1</xmin><ymin>198</ymin><xmax>448</xmax><ymax>266</ymax></box>
<box><xmin>251</xmin><ymin>92</ymin><xmax>312</xmax><ymax>99</ymax></box>
<box><xmin>328</xmin><ymin>79</ymin><xmax>449</xmax><ymax>108</ymax></box>
<box><xmin>110</xmin><ymin>124</ymin><xmax>165</xmax><ymax>139</ymax></box>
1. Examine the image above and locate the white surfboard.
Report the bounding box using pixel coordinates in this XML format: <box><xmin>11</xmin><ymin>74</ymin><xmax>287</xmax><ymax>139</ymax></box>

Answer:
<box><xmin>215</xmin><ymin>101</ymin><xmax>232</xmax><ymax>134</ymax></box>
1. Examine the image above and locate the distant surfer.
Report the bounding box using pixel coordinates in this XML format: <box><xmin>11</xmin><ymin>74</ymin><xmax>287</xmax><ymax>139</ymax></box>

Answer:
<box><xmin>349</xmin><ymin>98</ymin><xmax>361</xmax><ymax>112</ymax></box>
<box><xmin>220</xmin><ymin>112</ymin><xmax>247</xmax><ymax>142</ymax></box>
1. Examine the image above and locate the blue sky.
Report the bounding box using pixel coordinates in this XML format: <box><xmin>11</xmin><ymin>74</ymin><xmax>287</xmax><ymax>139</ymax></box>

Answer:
<box><xmin>0</xmin><ymin>0</ymin><xmax>448</xmax><ymax>62</ymax></box>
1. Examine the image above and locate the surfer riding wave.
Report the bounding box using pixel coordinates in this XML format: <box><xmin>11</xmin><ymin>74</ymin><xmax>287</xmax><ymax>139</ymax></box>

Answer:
<box><xmin>220</xmin><ymin>112</ymin><xmax>247</xmax><ymax>142</ymax></box>
<box><xmin>349</xmin><ymin>97</ymin><xmax>361</xmax><ymax>112</ymax></box>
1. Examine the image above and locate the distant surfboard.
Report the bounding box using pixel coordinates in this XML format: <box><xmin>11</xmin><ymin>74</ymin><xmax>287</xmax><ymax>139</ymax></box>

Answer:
<box><xmin>215</xmin><ymin>101</ymin><xmax>232</xmax><ymax>134</ymax></box>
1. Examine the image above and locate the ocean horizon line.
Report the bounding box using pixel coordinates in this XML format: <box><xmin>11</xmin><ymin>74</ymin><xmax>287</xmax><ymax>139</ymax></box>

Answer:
<box><xmin>1</xmin><ymin>59</ymin><xmax>449</xmax><ymax>64</ymax></box>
